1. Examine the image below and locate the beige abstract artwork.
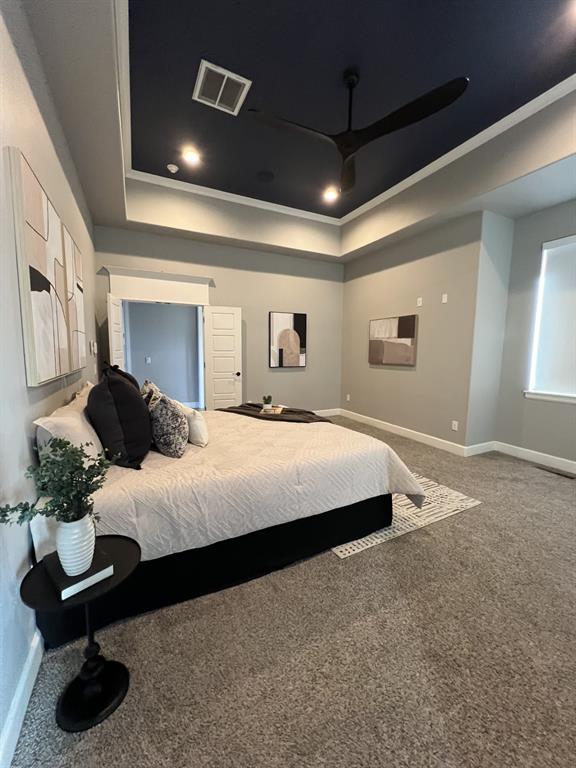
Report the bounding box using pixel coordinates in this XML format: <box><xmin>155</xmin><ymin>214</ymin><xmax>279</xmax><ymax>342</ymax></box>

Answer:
<box><xmin>369</xmin><ymin>315</ymin><xmax>417</xmax><ymax>366</ymax></box>
<box><xmin>14</xmin><ymin>151</ymin><xmax>86</xmax><ymax>386</ymax></box>
<box><xmin>269</xmin><ymin>312</ymin><xmax>307</xmax><ymax>368</ymax></box>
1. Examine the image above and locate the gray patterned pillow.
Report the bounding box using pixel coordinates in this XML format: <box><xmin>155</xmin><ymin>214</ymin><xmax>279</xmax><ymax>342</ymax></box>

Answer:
<box><xmin>141</xmin><ymin>379</ymin><xmax>163</xmax><ymax>409</ymax></box>
<box><xmin>149</xmin><ymin>395</ymin><xmax>189</xmax><ymax>458</ymax></box>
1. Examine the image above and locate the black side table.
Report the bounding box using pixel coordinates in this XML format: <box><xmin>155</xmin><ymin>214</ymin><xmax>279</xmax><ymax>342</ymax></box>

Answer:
<box><xmin>20</xmin><ymin>535</ymin><xmax>141</xmax><ymax>732</ymax></box>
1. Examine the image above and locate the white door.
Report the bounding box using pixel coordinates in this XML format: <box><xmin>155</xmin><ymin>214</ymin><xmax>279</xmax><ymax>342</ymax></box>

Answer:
<box><xmin>203</xmin><ymin>306</ymin><xmax>242</xmax><ymax>409</ymax></box>
<box><xmin>107</xmin><ymin>293</ymin><xmax>125</xmax><ymax>369</ymax></box>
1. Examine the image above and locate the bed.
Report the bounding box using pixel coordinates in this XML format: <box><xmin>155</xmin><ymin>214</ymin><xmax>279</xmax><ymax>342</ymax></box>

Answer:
<box><xmin>31</xmin><ymin>411</ymin><xmax>424</xmax><ymax>647</ymax></box>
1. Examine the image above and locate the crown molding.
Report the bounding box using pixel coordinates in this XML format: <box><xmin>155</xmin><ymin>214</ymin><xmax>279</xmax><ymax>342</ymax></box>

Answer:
<box><xmin>125</xmin><ymin>169</ymin><xmax>341</xmax><ymax>226</ymax></box>
<box><xmin>340</xmin><ymin>73</ymin><xmax>576</xmax><ymax>224</ymax></box>
<box><xmin>113</xmin><ymin>0</ymin><xmax>576</xmax><ymax>230</ymax></box>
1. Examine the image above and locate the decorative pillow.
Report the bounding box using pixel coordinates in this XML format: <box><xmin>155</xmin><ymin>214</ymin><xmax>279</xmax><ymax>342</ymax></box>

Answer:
<box><xmin>86</xmin><ymin>370</ymin><xmax>152</xmax><ymax>469</ymax></box>
<box><xmin>67</xmin><ymin>381</ymin><xmax>95</xmax><ymax>411</ymax></box>
<box><xmin>149</xmin><ymin>396</ymin><xmax>189</xmax><ymax>458</ymax></box>
<box><xmin>141</xmin><ymin>380</ymin><xmax>163</xmax><ymax>410</ymax></box>
<box><xmin>107</xmin><ymin>364</ymin><xmax>140</xmax><ymax>391</ymax></box>
<box><xmin>34</xmin><ymin>401</ymin><xmax>104</xmax><ymax>460</ymax></box>
<box><xmin>177</xmin><ymin>403</ymin><xmax>209</xmax><ymax>447</ymax></box>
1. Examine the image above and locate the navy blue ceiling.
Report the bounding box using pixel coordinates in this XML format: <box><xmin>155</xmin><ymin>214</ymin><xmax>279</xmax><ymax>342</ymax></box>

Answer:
<box><xmin>129</xmin><ymin>0</ymin><xmax>576</xmax><ymax>217</ymax></box>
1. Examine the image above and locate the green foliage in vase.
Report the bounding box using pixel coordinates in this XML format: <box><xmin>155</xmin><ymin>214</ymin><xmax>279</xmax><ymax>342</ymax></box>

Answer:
<box><xmin>0</xmin><ymin>438</ymin><xmax>111</xmax><ymax>525</ymax></box>
<box><xmin>262</xmin><ymin>395</ymin><xmax>273</xmax><ymax>404</ymax></box>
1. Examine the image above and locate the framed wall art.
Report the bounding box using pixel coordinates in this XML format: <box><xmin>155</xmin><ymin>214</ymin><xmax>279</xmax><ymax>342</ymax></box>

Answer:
<box><xmin>269</xmin><ymin>312</ymin><xmax>307</xmax><ymax>368</ymax></box>
<box><xmin>9</xmin><ymin>148</ymin><xmax>86</xmax><ymax>386</ymax></box>
<box><xmin>368</xmin><ymin>314</ymin><xmax>417</xmax><ymax>366</ymax></box>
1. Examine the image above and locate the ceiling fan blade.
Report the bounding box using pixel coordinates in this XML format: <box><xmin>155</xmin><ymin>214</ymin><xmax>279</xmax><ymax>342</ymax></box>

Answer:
<box><xmin>356</xmin><ymin>76</ymin><xmax>469</xmax><ymax>147</ymax></box>
<box><xmin>248</xmin><ymin>108</ymin><xmax>335</xmax><ymax>146</ymax></box>
<box><xmin>341</xmin><ymin>154</ymin><xmax>356</xmax><ymax>193</ymax></box>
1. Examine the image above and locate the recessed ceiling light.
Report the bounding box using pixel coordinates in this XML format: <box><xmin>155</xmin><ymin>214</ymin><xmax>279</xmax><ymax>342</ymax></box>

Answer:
<box><xmin>182</xmin><ymin>146</ymin><xmax>201</xmax><ymax>166</ymax></box>
<box><xmin>322</xmin><ymin>185</ymin><xmax>339</xmax><ymax>203</ymax></box>
<box><xmin>166</xmin><ymin>163</ymin><xmax>179</xmax><ymax>174</ymax></box>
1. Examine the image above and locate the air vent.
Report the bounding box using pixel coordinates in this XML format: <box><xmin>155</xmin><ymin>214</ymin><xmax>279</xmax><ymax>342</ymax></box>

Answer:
<box><xmin>192</xmin><ymin>60</ymin><xmax>251</xmax><ymax>116</ymax></box>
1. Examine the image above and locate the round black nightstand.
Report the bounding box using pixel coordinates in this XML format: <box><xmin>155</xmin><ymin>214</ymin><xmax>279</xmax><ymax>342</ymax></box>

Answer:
<box><xmin>20</xmin><ymin>535</ymin><xmax>141</xmax><ymax>732</ymax></box>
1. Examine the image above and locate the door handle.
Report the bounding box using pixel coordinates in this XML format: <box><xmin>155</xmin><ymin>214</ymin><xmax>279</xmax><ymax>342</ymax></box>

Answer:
<box><xmin>235</xmin><ymin>371</ymin><xmax>241</xmax><ymax>377</ymax></box>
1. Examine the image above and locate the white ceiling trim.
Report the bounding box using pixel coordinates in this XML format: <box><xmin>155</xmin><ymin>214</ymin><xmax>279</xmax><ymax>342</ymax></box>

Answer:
<box><xmin>126</xmin><ymin>169</ymin><xmax>341</xmax><ymax>225</ymax></box>
<box><xmin>341</xmin><ymin>74</ymin><xmax>576</xmax><ymax>224</ymax></box>
<box><xmin>113</xmin><ymin>0</ymin><xmax>576</xmax><ymax>228</ymax></box>
<box><xmin>114</xmin><ymin>0</ymin><xmax>131</xmax><ymax>177</ymax></box>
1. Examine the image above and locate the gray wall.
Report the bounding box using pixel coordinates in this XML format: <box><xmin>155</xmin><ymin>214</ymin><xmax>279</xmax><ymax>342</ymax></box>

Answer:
<box><xmin>342</xmin><ymin>214</ymin><xmax>483</xmax><ymax>445</ymax></box>
<box><xmin>95</xmin><ymin>227</ymin><xmax>344</xmax><ymax>411</ymax></box>
<box><xmin>466</xmin><ymin>212</ymin><xmax>514</xmax><ymax>445</ymax></box>
<box><xmin>497</xmin><ymin>200</ymin><xmax>576</xmax><ymax>460</ymax></box>
<box><xmin>126</xmin><ymin>302</ymin><xmax>200</xmax><ymax>405</ymax></box>
<box><xmin>0</xmin><ymin>0</ymin><xmax>97</xmax><ymax>754</ymax></box>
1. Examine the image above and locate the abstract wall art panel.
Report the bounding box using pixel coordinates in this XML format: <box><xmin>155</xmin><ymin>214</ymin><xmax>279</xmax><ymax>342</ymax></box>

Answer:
<box><xmin>10</xmin><ymin>149</ymin><xmax>86</xmax><ymax>386</ymax></box>
<box><xmin>269</xmin><ymin>312</ymin><xmax>307</xmax><ymax>368</ymax></box>
<box><xmin>369</xmin><ymin>314</ymin><xmax>417</xmax><ymax>366</ymax></box>
<box><xmin>63</xmin><ymin>226</ymin><xmax>86</xmax><ymax>371</ymax></box>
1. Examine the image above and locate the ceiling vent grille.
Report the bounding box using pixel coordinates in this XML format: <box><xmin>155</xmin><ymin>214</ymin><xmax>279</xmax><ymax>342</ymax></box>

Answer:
<box><xmin>192</xmin><ymin>60</ymin><xmax>252</xmax><ymax>116</ymax></box>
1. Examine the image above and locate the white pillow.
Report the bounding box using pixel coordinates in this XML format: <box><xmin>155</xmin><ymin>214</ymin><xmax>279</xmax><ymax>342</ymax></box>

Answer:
<box><xmin>34</xmin><ymin>384</ymin><xmax>103</xmax><ymax>459</ymax></box>
<box><xmin>67</xmin><ymin>381</ymin><xmax>95</xmax><ymax>412</ymax></box>
<box><xmin>178</xmin><ymin>403</ymin><xmax>209</xmax><ymax>447</ymax></box>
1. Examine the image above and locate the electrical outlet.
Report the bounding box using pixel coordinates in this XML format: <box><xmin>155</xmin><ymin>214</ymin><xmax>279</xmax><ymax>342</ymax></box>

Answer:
<box><xmin>145</xmin><ymin>356</ymin><xmax>152</xmax><ymax>365</ymax></box>
<box><xmin>416</xmin><ymin>297</ymin><xmax>423</xmax><ymax>307</ymax></box>
<box><xmin>451</xmin><ymin>420</ymin><xmax>459</xmax><ymax>432</ymax></box>
<box><xmin>442</xmin><ymin>293</ymin><xmax>448</xmax><ymax>304</ymax></box>
<box><xmin>346</xmin><ymin>394</ymin><xmax>351</xmax><ymax>402</ymax></box>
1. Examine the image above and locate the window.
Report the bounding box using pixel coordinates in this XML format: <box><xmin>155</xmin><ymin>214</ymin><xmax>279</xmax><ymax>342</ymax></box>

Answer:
<box><xmin>526</xmin><ymin>234</ymin><xmax>576</xmax><ymax>403</ymax></box>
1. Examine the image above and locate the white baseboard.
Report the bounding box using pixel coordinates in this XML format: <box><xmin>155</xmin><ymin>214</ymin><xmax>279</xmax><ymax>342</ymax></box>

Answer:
<box><xmin>315</xmin><ymin>408</ymin><xmax>343</xmax><ymax>417</ymax></box>
<box><xmin>339</xmin><ymin>408</ymin><xmax>470</xmax><ymax>457</ymax></box>
<box><xmin>0</xmin><ymin>630</ymin><xmax>43</xmax><ymax>768</ymax></box>
<box><xmin>492</xmin><ymin>441</ymin><xmax>576</xmax><ymax>475</ymax></box>
<box><xmin>336</xmin><ymin>409</ymin><xmax>576</xmax><ymax>473</ymax></box>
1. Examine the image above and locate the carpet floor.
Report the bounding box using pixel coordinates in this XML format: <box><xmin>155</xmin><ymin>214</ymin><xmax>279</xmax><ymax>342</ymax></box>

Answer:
<box><xmin>13</xmin><ymin>418</ymin><xmax>576</xmax><ymax>768</ymax></box>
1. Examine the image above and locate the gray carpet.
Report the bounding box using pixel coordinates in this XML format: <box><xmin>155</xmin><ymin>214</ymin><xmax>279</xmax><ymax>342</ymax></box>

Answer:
<box><xmin>13</xmin><ymin>417</ymin><xmax>576</xmax><ymax>768</ymax></box>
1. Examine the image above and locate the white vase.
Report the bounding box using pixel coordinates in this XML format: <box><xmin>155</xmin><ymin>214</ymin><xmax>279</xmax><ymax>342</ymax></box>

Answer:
<box><xmin>56</xmin><ymin>515</ymin><xmax>95</xmax><ymax>576</ymax></box>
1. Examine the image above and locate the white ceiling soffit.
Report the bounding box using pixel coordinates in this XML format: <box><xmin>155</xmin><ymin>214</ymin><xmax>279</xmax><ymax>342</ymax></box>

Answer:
<box><xmin>114</xmin><ymin>0</ymin><xmax>576</xmax><ymax>227</ymax></box>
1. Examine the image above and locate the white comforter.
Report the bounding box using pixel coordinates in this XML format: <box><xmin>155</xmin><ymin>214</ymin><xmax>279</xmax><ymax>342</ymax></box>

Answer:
<box><xmin>32</xmin><ymin>411</ymin><xmax>424</xmax><ymax>562</ymax></box>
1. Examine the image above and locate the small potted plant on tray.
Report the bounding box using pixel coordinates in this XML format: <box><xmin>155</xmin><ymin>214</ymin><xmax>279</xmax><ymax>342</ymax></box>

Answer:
<box><xmin>262</xmin><ymin>394</ymin><xmax>273</xmax><ymax>413</ymax></box>
<box><xmin>0</xmin><ymin>438</ymin><xmax>110</xmax><ymax>576</ymax></box>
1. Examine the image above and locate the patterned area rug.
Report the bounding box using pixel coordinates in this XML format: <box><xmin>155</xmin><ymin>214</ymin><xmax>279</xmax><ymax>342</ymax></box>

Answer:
<box><xmin>332</xmin><ymin>474</ymin><xmax>481</xmax><ymax>558</ymax></box>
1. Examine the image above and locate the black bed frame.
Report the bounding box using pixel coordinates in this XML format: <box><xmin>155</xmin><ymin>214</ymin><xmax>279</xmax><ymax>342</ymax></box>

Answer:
<box><xmin>37</xmin><ymin>494</ymin><xmax>392</xmax><ymax>649</ymax></box>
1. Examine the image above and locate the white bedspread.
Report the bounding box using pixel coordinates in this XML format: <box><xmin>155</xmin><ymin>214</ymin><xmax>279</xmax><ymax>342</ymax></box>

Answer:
<box><xmin>31</xmin><ymin>411</ymin><xmax>424</xmax><ymax>562</ymax></box>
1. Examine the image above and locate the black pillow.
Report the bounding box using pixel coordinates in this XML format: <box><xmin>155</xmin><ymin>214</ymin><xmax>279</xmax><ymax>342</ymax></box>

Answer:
<box><xmin>105</xmin><ymin>364</ymin><xmax>140</xmax><ymax>391</ymax></box>
<box><xmin>87</xmin><ymin>370</ymin><xmax>152</xmax><ymax>469</ymax></box>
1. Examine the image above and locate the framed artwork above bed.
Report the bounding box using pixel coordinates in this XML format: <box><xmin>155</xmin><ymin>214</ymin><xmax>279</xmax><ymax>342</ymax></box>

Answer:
<box><xmin>369</xmin><ymin>314</ymin><xmax>418</xmax><ymax>366</ymax></box>
<box><xmin>8</xmin><ymin>148</ymin><xmax>86</xmax><ymax>386</ymax></box>
<box><xmin>269</xmin><ymin>312</ymin><xmax>307</xmax><ymax>368</ymax></box>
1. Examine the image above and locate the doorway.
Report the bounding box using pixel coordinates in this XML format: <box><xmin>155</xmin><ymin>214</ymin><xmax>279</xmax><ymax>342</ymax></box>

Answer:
<box><xmin>107</xmin><ymin>290</ymin><xmax>243</xmax><ymax>409</ymax></box>
<box><xmin>123</xmin><ymin>301</ymin><xmax>205</xmax><ymax>409</ymax></box>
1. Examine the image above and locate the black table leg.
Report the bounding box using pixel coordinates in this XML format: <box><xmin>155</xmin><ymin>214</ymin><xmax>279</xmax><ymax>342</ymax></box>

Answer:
<box><xmin>56</xmin><ymin>603</ymin><xmax>130</xmax><ymax>732</ymax></box>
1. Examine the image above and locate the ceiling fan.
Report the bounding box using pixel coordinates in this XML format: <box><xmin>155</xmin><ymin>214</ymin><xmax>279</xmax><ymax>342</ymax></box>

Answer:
<box><xmin>249</xmin><ymin>70</ymin><xmax>469</xmax><ymax>194</ymax></box>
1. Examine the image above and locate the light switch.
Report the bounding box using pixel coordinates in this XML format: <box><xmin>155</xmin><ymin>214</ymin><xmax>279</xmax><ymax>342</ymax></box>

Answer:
<box><xmin>145</xmin><ymin>356</ymin><xmax>152</xmax><ymax>365</ymax></box>
<box><xmin>442</xmin><ymin>293</ymin><xmax>448</xmax><ymax>304</ymax></box>
<box><xmin>417</xmin><ymin>297</ymin><xmax>423</xmax><ymax>307</ymax></box>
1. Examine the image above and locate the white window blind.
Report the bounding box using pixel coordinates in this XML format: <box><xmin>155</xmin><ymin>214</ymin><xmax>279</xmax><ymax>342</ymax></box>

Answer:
<box><xmin>527</xmin><ymin>234</ymin><xmax>576</xmax><ymax>401</ymax></box>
